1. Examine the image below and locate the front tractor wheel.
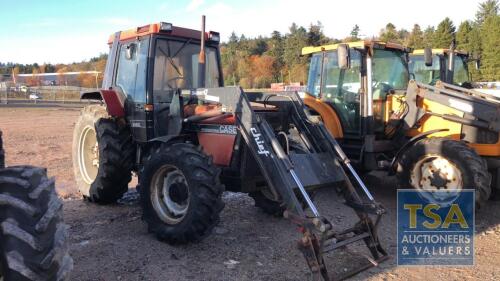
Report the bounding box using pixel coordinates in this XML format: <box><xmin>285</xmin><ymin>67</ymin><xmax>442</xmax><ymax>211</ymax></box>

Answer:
<box><xmin>140</xmin><ymin>143</ymin><xmax>224</xmax><ymax>244</ymax></box>
<box><xmin>72</xmin><ymin>105</ymin><xmax>135</xmax><ymax>204</ymax></box>
<box><xmin>397</xmin><ymin>137</ymin><xmax>491</xmax><ymax>208</ymax></box>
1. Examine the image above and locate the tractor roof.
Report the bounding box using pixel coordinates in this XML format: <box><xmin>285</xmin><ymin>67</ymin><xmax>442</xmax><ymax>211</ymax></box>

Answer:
<box><xmin>108</xmin><ymin>22</ymin><xmax>217</xmax><ymax>44</ymax></box>
<box><xmin>301</xmin><ymin>40</ymin><xmax>411</xmax><ymax>56</ymax></box>
<box><xmin>412</xmin><ymin>49</ymin><xmax>469</xmax><ymax>56</ymax></box>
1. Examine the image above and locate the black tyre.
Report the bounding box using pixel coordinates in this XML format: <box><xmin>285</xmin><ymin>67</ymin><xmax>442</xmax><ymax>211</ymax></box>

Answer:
<box><xmin>140</xmin><ymin>143</ymin><xmax>224</xmax><ymax>244</ymax></box>
<box><xmin>397</xmin><ymin>138</ymin><xmax>491</xmax><ymax>208</ymax></box>
<box><xmin>0</xmin><ymin>166</ymin><xmax>72</xmax><ymax>281</ymax></box>
<box><xmin>249</xmin><ymin>190</ymin><xmax>285</xmax><ymax>217</ymax></box>
<box><xmin>72</xmin><ymin>105</ymin><xmax>135</xmax><ymax>203</ymax></box>
<box><xmin>248</xmin><ymin>140</ymin><xmax>307</xmax><ymax>217</ymax></box>
<box><xmin>0</xmin><ymin>130</ymin><xmax>4</xmax><ymax>169</ymax></box>
<box><xmin>489</xmin><ymin>169</ymin><xmax>500</xmax><ymax>200</ymax></box>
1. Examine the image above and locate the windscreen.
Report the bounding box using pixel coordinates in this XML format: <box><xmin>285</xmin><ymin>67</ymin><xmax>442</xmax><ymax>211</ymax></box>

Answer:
<box><xmin>153</xmin><ymin>39</ymin><xmax>220</xmax><ymax>96</ymax></box>
<box><xmin>409</xmin><ymin>54</ymin><xmax>441</xmax><ymax>85</ymax></box>
<box><xmin>372</xmin><ymin>49</ymin><xmax>409</xmax><ymax>90</ymax></box>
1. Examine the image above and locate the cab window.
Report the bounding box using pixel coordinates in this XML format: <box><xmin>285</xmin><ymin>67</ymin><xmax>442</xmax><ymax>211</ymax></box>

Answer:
<box><xmin>409</xmin><ymin>54</ymin><xmax>440</xmax><ymax>85</ymax></box>
<box><xmin>305</xmin><ymin>49</ymin><xmax>363</xmax><ymax>135</ymax></box>
<box><xmin>115</xmin><ymin>39</ymin><xmax>149</xmax><ymax>103</ymax></box>
<box><xmin>153</xmin><ymin>39</ymin><xmax>220</xmax><ymax>98</ymax></box>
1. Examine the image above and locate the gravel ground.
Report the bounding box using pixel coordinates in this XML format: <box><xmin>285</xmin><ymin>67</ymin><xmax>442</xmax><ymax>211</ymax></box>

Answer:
<box><xmin>1</xmin><ymin>106</ymin><xmax>499</xmax><ymax>281</ymax></box>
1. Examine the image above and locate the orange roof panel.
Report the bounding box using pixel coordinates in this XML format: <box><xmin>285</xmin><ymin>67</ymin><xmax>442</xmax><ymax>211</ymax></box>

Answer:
<box><xmin>107</xmin><ymin>23</ymin><xmax>211</xmax><ymax>44</ymax></box>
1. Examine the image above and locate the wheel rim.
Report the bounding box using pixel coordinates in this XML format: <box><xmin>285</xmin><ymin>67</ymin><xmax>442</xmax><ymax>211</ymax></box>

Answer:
<box><xmin>410</xmin><ymin>154</ymin><xmax>463</xmax><ymax>191</ymax></box>
<box><xmin>150</xmin><ymin>165</ymin><xmax>190</xmax><ymax>224</ymax></box>
<box><xmin>78</xmin><ymin>125</ymin><xmax>99</xmax><ymax>185</ymax></box>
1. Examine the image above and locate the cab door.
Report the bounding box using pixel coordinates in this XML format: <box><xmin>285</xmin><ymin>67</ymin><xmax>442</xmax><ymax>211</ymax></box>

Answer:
<box><xmin>115</xmin><ymin>37</ymin><xmax>150</xmax><ymax>142</ymax></box>
<box><xmin>321</xmin><ymin>50</ymin><xmax>363</xmax><ymax>138</ymax></box>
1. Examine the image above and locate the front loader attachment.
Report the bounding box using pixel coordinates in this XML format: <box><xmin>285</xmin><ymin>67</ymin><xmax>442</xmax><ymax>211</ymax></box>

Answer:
<box><xmin>190</xmin><ymin>87</ymin><xmax>388</xmax><ymax>280</ymax></box>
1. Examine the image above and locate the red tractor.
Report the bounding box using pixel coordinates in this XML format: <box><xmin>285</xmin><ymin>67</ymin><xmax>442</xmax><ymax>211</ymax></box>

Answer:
<box><xmin>72</xmin><ymin>17</ymin><xmax>388</xmax><ymax>280</ymax></box>
<box><xmin>0</xmin><ymin>130</ymin><xmax>72</xmax><ymax>281</ymax></box>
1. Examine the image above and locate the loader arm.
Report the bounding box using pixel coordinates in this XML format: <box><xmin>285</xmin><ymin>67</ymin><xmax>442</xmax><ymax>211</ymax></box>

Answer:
<box><xmin>190</xmin><ymin>87</ymin><xmax>388</xmax><ymax>280</ymax></box>
<box><xmin>404</xmin><ymin>80</ymin><xmax>500</xmax><ymax>132</ymax></box>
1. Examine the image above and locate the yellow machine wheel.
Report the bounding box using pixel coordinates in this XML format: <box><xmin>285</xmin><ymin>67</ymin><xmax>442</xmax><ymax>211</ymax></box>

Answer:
<box><xmin>396</xmin><ymin>137</ymin><xmax>491</xmax><ymax>208</ymax></box>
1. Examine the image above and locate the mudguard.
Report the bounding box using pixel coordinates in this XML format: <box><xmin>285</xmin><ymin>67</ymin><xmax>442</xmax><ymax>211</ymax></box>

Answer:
<box><xmin>80</xmin><ymin>89</ymin><xmax>125</xmax><ymax>118</ymax></box>
<box><xmin>388</xmin><ymin>128</ymin><xmax>449</xmax><ymax>175</ymax></box>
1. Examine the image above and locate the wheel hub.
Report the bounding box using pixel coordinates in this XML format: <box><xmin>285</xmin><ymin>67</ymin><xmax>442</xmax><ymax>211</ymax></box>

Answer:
<box><xmin>411</xmin><ymin>155</ymin><xmax>462</xmax><ymax>191</ymax></box>
<box><xmin>151</xmin><ymin>165</ymin><xmax>190</xmax><ymax>224</ymax></box>
<box><xmin>78</xmin><ymin>125</ymin><xmax>99</xmax><ymax>185</ymax></box>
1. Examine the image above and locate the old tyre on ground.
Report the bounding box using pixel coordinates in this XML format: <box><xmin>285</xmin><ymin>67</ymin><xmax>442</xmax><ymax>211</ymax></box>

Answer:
<box><xmin>249</xmin><ymin>140</ymin><xmax>308</xmax><ymax>217</ymax></box>
<box><xmin>0</xmin><ymin>166</ymin><xmax>73</xmax><ymax>281</ymax></box>
<box><xmin>72</xmin><ymin>105</ymin><xmax>135</xmax><ymax>204</ymax></box>
<box><xmin>249</xmin><ymin>190</ymin><xmax>285</xmax><ymax>217</ymax></box>
<box><xmin>139</xmin><ymin>143</ymin><xmax>224</xmax><ymax>244</ymax></box>
<box><xmin>0</xmin><ymin>130</ymin><xmax>5</xmax><ymax>169</ymax></box>
<box><xmin>397</xmin><ymin>137</ymin><xmax>491</xmax><ymax>208</ymax></box>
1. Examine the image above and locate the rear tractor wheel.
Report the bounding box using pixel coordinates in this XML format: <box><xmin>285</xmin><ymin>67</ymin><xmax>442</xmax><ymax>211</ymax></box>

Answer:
<box><xmin>139</xmin><ymin>143</ymin><xmax>224</xmax><ymax>244</ymax></box>
<box><xmin>397</xmin><ymin>137</ymin><xmax>491</xmax><ymax>208</ymax></box>
<box><xmin>72</xmin><ymin>105</ymin><xmax>135</xmax><ymax>204</ymax></box>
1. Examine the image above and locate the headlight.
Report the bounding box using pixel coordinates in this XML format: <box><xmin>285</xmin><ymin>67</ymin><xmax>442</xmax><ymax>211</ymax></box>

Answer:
<box><xmin>209</xmin><ymin>31</ymin><xmax>220</xmax><ymax>43</ymax></box>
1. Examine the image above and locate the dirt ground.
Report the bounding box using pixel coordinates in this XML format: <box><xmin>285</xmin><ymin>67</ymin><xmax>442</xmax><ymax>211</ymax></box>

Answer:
<box><xmin>1</xmin><ymin>106</ymin><xmax>499</xmax><ymax>281</ymax></box>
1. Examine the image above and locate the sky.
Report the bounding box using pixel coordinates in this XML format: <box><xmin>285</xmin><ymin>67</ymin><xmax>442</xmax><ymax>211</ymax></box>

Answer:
<box><xmin>0</xmin><ymin>0</ymin><xmax>484</xmax><ymax>65</ymax></box>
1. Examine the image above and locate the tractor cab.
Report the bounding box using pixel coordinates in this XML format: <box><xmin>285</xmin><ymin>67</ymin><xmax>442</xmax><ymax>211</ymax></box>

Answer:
<box><xmin>302</xmin><ymin>41</ymin><xmax>410</xmax><ymax>165</ymax></box>
<box><xmin>409</xmin><ymin>49</ymin><xmax>471</xmax><ymax>87</ymax></box>
<box><xmin>99</xmin><ymin>22</ymin><xmax>223</xmax><ymax>142</ymax></box>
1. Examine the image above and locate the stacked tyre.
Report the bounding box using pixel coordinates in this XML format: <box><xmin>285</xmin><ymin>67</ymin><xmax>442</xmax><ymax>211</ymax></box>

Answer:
<box><xmin>0</xmin><ymin>131</ymin><xmax>72</xmax><ymax>280</ymax></box>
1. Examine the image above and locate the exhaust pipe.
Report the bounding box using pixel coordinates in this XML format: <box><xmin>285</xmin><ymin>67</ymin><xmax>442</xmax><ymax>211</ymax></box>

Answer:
<box><xmin>198</xmin><ymin>15</ymin><xmax>206</xmax><ymax>88</ymax></box>
<box><xmin>447</xmin><ymin>39</ymin><xmax>456</xmax><ymax>84</ymax></box>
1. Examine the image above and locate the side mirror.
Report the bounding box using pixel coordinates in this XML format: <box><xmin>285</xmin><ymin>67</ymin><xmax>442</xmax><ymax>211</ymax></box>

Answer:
<box><xmin>475</xmin><ymin>60</ymin><xmax>481</xmax><ymax>70</ymax></box>
<box><xmin>337</xmin><ymin>44</ymin><xmax>350</xmax><ymax>70</ymax></box>
<box><xmin>424</xmin><ymin>47</ymin><xmax>433</xmax><ymax>67</ymax></box>
<box><xmin>125</xmin><ymin>43</ymin><xmax>137</xmax><ymax>60</ymax></box>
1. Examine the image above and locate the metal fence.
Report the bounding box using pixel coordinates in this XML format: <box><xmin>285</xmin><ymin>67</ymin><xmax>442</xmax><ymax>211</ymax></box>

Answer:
<box><xmin>0</xmin><ymin>85</ymin><xmax>95</xmax><ymax>104</ymax></box>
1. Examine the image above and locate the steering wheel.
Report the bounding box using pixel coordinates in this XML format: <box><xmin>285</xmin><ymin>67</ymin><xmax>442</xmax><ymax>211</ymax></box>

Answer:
<box><xmin>342</xmin><ymin>89</ymin><xmax>359</xmax><ymax>104</ymax></box>
<box><xmin>372</xmin><ymin>79</ymin><xmax>393</xmax><ymax>91</ymax></box>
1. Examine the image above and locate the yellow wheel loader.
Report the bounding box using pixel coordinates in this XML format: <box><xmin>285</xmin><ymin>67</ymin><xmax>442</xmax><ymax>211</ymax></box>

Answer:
<box><xmin>301</xmin><ymin>40</ymin><xmax>500</xmax><ymax>207</ymax></box>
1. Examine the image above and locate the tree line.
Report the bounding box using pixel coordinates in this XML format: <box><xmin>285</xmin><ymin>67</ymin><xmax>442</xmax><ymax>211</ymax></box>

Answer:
<box><xmin>221</xmin><ymin>0</ymin><xmax>499</xmax><ymax>87</ymax></box>
<box><xmin>1</xmin><ymin>0</ymin><xmax>498</xmax><ymax>88</ymax></box>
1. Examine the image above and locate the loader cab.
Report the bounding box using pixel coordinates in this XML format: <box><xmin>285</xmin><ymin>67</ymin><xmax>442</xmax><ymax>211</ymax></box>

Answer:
<box><xmin>409</xmin><ymin>49</ymin><xmax>471</xmax><ymax>87</ymax></box>
<box><xmin>108</xmin><ymin>23</ymin><xmax>223</xmax><ymax>142</ymax></box>
<box><xmin>304</xmin><ymin>41</ymin><xmax>409</xmax><ymax>139</ymax></box>
<box><xmin>303</xmin><ymin>41</ymin><xmax>410</xmax><ymax>168</ymax></box>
